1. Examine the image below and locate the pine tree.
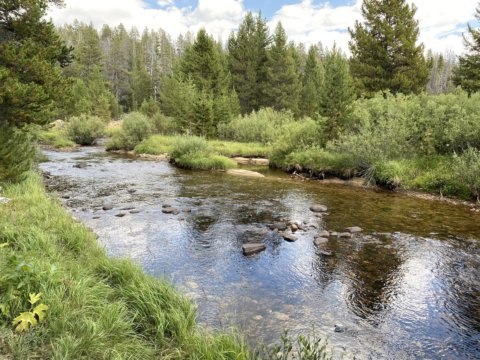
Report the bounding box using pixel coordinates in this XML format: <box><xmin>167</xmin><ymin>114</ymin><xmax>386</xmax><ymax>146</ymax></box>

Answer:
<box><xmin>265</xmin><ymin>22</ymin><xmax>301</xmax><ymax>113</ymax></box>
<box><xmin>0</xmin><ymin>0</ymin><xmax>71</xmax><ymax>129</ymax></box>
<box><xmin>320</xmin><ymin>46</ymin><xmax>354</xmax><ymax>140</ymax></box>
<box><xmin>349</xmin><ymin>0</ymin><xmax>429</xmax><ymax>96</ymax></box>
<box><xmin>228</xmin><ymin>12</ymin><xmax>272</xmax><ymax>114</ymax></box>
<box><xmin>453</xmin><ymin>3</ymin><xmax>480</xmax><ymax>95</ymax></box>
<box><xmin>299</xmin><ymin>45</ymin><xmax>324</xmax><ymax>118</ymax></box>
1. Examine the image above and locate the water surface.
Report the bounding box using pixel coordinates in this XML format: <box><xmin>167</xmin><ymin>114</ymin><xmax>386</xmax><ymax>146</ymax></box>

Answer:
<box><xmin>41</xmin><ymin>147</ymin><xmax>480</xmax><ymax>359</ymax></box>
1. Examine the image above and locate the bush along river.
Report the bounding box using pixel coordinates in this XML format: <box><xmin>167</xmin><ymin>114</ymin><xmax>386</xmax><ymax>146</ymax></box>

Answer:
<box><xmin>40</xmin><ymin>146</ymin><xmax>480</xmax><ymax>359</ymax></box>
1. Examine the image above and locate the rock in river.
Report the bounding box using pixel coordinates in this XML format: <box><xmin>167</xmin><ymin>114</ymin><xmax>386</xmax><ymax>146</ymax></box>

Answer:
<box><xmin>314</xmin><ymin>237</ymin><xmax>328</xmax><ymax>246</ymax></box>
<box><xmin>282</xmin><ymin>234</ymin><xmax>298</xmax><ymax>242</ymax></box>
<box><xmin>269</xmin><ymin>223</ymin><xmax>288</xmax><ymax>231</ymax></box>
<box><xmin>310</xmin><ymin>204</ymin><xmax>328</xmax><ymax>213</ymax></box>
<box><xmin>242</xmin><ymin>243</ymin><xmax>266</xmax><ymax>256</ymax></box>
<box><xmin>226</xmin><ymin>169</ymin><xmax>265</xmax><ymax>178</ymax></box>
<box><xmin>162</xmin><ymin>207</ymin><xmax>179</xmax><ymax>215</ymax></box>
<box><xmin>346</xmin><ymin>226</ymin><xmax>363</xmax><ymax>234</ymax></box>
<box><xmin>338</xmin><ymin>232</ymin><xmax>353</xmax><ymax>239</ymax></box>
<box><xmin>115</xmin><ymin>212</ymin><xmax>127</xmax><ymax>217</ymax></box>
<box><xmin>318</xmin><ymin>230</ymin><xmax>330</xmax><ymax>238</ymax></box>
<box><xmin>102</xmin><ymin>204</ymin><xmax>114</xmax><ymax>211</ymax></box>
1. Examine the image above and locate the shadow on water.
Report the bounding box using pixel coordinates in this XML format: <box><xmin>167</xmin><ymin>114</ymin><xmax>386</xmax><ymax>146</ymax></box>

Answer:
<box><xmin>41</xmin><ymin>147</ymin><xmax>480</xmax><ymax>359</ymax></box>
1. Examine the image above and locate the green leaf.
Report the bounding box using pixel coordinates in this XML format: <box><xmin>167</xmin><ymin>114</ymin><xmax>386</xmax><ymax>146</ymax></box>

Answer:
<box><xmin>12</xmin><ymin>311</ymin><xmax>37</xmax><ymax>333</ymax></box>
<box><xmin>28</xmin><ymin>292</ymin><xmax>42</xmax><ymax>305</ymax></box>
<box><xmin>0</xmin><ymin>303</ymin><xmax>9</xmax><ymax>316</ymax></box>
<box><xmin>33</xmin><ymin>304</ymin><xmax>48</xmax><ymax>322</ymax></box>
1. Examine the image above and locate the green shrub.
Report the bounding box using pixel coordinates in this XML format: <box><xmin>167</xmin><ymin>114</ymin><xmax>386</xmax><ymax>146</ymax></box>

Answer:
<box><xmin>452</xmin><ymin>147</ymin><xmax>480</xmax><ymax>201</ymax></box>
<box><xmin>150</xmin><ymin>113</ymin><xmax>179</xmax><ymax>135</ymax></box>
<box><xmin>106</xmin><ymin>112</ymin><xmax>152</xmax><ymax>151</ymax></box>
<box><xmin>270</xmin><ymin>118</ymin><xmax>324</xmax><ymax>167</ymax></box>
<box><xmin>0</xmin><ymin>126</ymin><xmax>35</xmax><ymax>182</ymax></box>
<box><xmin>217</xmin><ymin>108</ymin><xmax>299</xmax><ymax>144</ymax></box>
<box><xmin>66</xmin><ymin>114</ymin><xmax>105</xmax><ymax>145</ymax></box>
<box><xmin>122</xmin><ymin>112</ymin><xmax>152</xmax><ymax>144</ymax></box>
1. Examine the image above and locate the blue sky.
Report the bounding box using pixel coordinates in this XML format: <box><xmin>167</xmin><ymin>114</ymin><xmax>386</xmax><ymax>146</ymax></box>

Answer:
<box><xmin>48</xmin><ymin>0</ymin><xmax>479</xmax><ymax>54</ymax></box>
<box><xmin>144</xmin><ymin>0</ymin><xmax>355</xmax><ymax>18</ymax></box>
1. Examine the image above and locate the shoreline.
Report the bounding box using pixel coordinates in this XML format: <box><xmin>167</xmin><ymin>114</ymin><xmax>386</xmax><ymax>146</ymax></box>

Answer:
<box><xmin>43</xmin><ymin>145</ymin><xmax>480</xmax><ymax>210</ymax></box>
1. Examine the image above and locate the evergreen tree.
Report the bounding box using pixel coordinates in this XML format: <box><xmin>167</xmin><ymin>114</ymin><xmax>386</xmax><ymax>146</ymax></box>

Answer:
<box><xmin>265</xmin><ymin>22</ymin><xmax>301</xmax><ymax>113</ymax></box>
<box><xmin>453</xmin><ymin>3</ymin><xmax>480</xmax><ymax>95</ymax></box>
<box><xmin>177</xmin><ymin>28</ymin><xmax>237</xmax><ymax>135</ymax></box>
<box><xmin>349</xmin><ymin>0</ymin><xmax>429</xmax><ymax>96</ymax></box>
<box><xmin>228</xmin><ymin>12</ymin><xmax>271</xmax><ymax>114</ymax></box>
<box><xmin>320</xmin><ymin>46</ymin><xmax>354</xmax><ymax>140</ymax></box>
<box><xmin>75</xmin><ymin>23</ymin><xmax>103</xmax><ymax>77</ymax></box>
<box><xmin>0</xmin><ymin>0</ymin><xmax>71</xmax><ymax>128</ymax></box>
<box><xmin>299</xmin><ymin>45</ymin><xmax>324</xmax><ymax>118</ymax></box>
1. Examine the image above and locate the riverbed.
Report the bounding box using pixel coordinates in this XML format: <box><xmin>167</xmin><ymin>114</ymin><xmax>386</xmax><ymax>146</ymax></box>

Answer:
<box><xmin>40</xmin><ymin>146</ymin><xmax>480</xmax><ymax>359</ymax></box>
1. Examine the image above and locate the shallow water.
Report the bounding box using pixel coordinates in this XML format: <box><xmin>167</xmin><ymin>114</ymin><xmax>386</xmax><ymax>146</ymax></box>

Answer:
<box><xmin>41</xmin><ymin>147</ymin><xmax>480</xmax><ymax>359</ymax></box>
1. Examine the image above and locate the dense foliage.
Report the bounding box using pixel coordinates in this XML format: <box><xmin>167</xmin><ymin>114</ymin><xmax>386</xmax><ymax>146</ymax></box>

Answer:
<box><xmin>349</xmin><ymin>0</ymin><xmax>429</xmax><ymax>96</ymax></box>
<box><xmin>453</xmin><ymin>4</ymin><xmax>480</xmax><ymax>94</ymax></box>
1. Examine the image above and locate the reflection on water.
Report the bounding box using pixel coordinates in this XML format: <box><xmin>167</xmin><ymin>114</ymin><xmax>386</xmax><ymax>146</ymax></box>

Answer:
<box><xmin>41</xmin><ymin>147</ymin><xmax>480</xmax><ymax>359</ymax></box>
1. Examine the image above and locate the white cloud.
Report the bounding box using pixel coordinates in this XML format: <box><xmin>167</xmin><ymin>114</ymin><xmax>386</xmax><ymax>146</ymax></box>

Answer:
<box><xmin>47</xmin><ymin>0</ymin><xmax>478</xmax><ymax>54</ymax></box>
<box><xmin>47</xmin><ymin>0</ymin><xmax>244</xmax><ymax>41</ymax></box>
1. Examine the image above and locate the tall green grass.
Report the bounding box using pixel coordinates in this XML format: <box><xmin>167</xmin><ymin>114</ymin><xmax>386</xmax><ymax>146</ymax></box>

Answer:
<box><xmin>0</xmin><ymin>173</ymin><xmax>251</xmax><ymax>359</ymax></box>
<box><xmin>170</xmin><ymin>136</ymin><xmax>237</xmax><ymax>170</ymax></box>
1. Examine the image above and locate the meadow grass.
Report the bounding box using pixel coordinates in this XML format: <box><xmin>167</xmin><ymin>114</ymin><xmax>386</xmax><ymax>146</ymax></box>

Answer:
<box><xmin>0</xmin><ymin>173</ymin><xmax>251</xmax><ymax>359</ymax></box>
<box><xmin>133</xmin><ymin>135</ymin><xmax>270</xmax><ymax>159</ymax></box>
<box><xmin>37</xmin><ymin>129</ymin><xmax>75</xmax><ymax>149</ymax></box>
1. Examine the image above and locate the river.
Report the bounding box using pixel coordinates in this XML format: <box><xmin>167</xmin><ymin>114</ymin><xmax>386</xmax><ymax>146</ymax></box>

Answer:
<box><xmin>40</xmin><ymin>146</ymin><xmax>480</xmax><ymax>359</ymax></box>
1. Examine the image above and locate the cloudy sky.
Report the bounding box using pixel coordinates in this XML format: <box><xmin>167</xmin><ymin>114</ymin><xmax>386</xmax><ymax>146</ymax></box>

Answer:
<box><xmin>47</xmin><ymin>0</ymin><xmax>479</xmax><ymax>54</ymax></box>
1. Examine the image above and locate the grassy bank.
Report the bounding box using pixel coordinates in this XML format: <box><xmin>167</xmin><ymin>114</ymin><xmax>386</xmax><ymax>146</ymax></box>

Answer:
<box><xmin>133</xmin><ymin>135</ymin><xmax>271</xmax><ymax>159</ymax></box>
<box><xmin>0</xmin><ymin>173</ymin><xmax>250</xmax><ymax>359</ymax></box>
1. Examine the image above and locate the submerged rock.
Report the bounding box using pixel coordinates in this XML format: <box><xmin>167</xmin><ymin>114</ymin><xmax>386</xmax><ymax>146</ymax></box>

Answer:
<box><xmin>310</xmin><ymin>204</ymin><xmax>328</xmax><ymax>213</ymax></box>
<box><xmin>334</xmin><ymin>324</ymin><xmax>345</xmax><ymax>333</ymax></box>
<box><xmin>346</xmin><ymin>226</ymin><xmax>363</xmax><ymax>234</ymax></box>
<box><xmin>121</xmin><ymin>206</ymin><xmax>135</xmax><ymax>211</ymax></box>
<box><xmin>129</xmin><ymin>209</ymin><xmax>141</xmax><ymax>214</ymax></box>
<box><xmin>314</xmin><ymin>237</ymin><xmax>328</xmax><ymax>246</ymax></box>
<box><xmin>319</xmin><ymin>250</ymin><xmax>333</xmax><ymax>257</ymax></box>
<box><xmin>73</xmin><ymin>162</ymin><xmax>88</xmax><ymax>169</ymax></box>
<box><xmin>226</xmin><ymin>169</ymin><xmax>265</xmax><ymax>178</ymax></box>
<box><xmin>269</xmin><ymin>223</ymin><xmax>288</xmax><ymax>231</ymax></box>
<box><xmin>339</xmin><ymin>232</ymin><xmax>353</xmax><ymax>239</ymax></box>
<box><xmin>274</xmin><ymin>312</ymin><xmax>290</xmax><ymax>321</ymax></box>
<box><xmin>242</xmin><ymin>243</ymin><xmax>266</xmax><ymax>256</ymax></box>
<box><xmin>115</xmin><ymin>212</ymin><xmax>127</xmax><ymax>217</ymax></box>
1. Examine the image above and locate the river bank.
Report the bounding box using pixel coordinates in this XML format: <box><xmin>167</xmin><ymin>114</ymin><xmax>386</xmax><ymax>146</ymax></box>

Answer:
<box><xmin>0</xmin><ymin>172</ymin><xmax>253</xmax><ymax>359</ymax></box>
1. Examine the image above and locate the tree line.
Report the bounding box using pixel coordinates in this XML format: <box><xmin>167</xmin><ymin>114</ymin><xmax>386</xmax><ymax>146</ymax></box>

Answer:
<box><xmin>2</xmin><ymin>0</ymin><xmax>480</xmax><ymax>181</ymax></box>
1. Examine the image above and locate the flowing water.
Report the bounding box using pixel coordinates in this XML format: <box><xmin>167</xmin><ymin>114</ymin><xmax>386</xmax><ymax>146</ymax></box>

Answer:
<box><xmin>40</xmin><ymin>146</ymin><xmax>480</xmax><ymax>359</ymax></box>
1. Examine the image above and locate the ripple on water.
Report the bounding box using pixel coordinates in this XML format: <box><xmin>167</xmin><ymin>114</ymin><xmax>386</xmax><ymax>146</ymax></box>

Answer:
<box><xmin>40</xmin><ymin>147</ymin><xmax>480</xmax><ymax>359</ymax></box>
